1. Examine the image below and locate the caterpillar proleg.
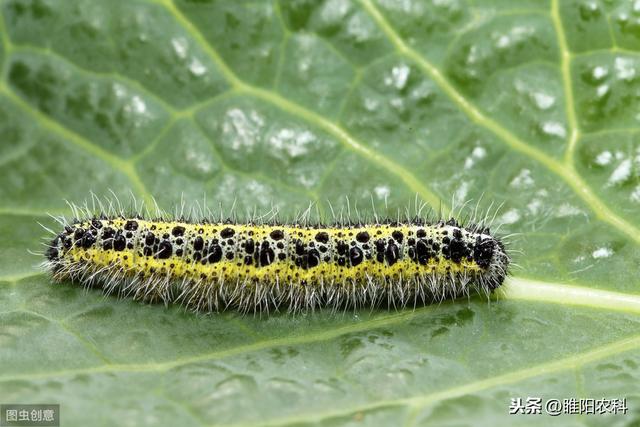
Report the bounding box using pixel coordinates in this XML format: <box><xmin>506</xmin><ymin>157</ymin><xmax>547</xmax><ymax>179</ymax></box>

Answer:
<box><xmin>42</xmin><ymin>200</ymin><xmax>510</xmax><ymax>313</ymax></box>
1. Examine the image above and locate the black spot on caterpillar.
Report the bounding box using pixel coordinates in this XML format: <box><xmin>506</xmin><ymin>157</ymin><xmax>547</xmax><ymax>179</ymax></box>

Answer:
<box><xmin>41</xmin><ymin>202</ymin><xmax>510</xmax><ymax>313</ymax></box>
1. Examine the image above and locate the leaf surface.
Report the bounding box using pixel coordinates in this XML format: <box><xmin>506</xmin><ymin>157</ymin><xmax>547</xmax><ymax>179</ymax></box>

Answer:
<box><xmin>1</xmin><ymin>0</ymin><xmax>639</xmax><ymax>425</ymax></box>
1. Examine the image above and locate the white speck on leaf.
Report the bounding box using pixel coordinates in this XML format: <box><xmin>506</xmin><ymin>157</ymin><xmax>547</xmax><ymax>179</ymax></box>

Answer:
<box><xmin>510</xmin><ymin>168</ymin><xmax>534</xmax><ymax>189</ymax></box>
<box><xmin>113</xmin><ymin>83</ymin><xmax>126</xmax><ymax>98</ymax></box>
<box><xmin>268</xmin><ymin>128</ymin><xmax>315</xmax><ymax>159</ymax></box>
<box><xmin>385</xmin><ymin>65</ymin><xmax>410</xmax><ymax>90</ymax></box>
<box><xmin>592</xmin><ymin>247</ymin><xmax>613</xmax><ymax>259</ymax></box>
<box><xmin>320</xmin><ymin>0</ymin><xmax>350</xmax><ymax>23</ymax></box>
<box><xmin>472</xmin><ymin>146</ymin><xmax>486</xmax><ymax>159</ymax></box>
<box><xmin>556</xmin><ymin>203</ymin><xmax>583</xmax><ymax>217</ymax></box>
<box><xmin>493</xmin><ymin>25</ymin><xmax>534</xmax><ymax>49</ymax></box>
<box><xmin>466</xmin><ymin>45</ymin><xmax>479</xmax><ymax>65</ymax></box>
<box><xmin>346</xmin><ymin>12</ymin><xmax>374</xmax><ymax>42</ymax></box>
<box><xmin>374</xmin><ymin>185</ymin><xmax>390</xmax><ymax>199</ymax></box>
<box><xmin>500</xmin><ymin>209</ymin><xmax>521</xmax><ymax>224</ymax></box>
<box><xmin>410</xmin><ymin>81</ymin><xmax>434</xmax><ymax>102</ymax></box>
<box><xmin>542</xmin><ymin>121</ymin><xmax>567</xmax><ymax>138</ymax></box>
<box><xmin>533</xmin><ymin>92</ymin><xmax>555</xmax><ymax>110</ymax></box>
<box><xmin>454</xmin><ymin>181</ymin><xmax>470</xmax><ymax>204</ymax></box>
<box><xmin>496</xmin><ymin>35</ymin><xmax>510</xmax><ymax>48</ymax></box>
<box><xmin>596</xmin><ymin>84</ymin><xmax>610</xmax><ymax>98</ymax></box>
<box><xmin>185</xmin><ymin>148</ymin><xmax>213</xmax><ymax>174</ymax></box>
<box><xmin>464</xmin><ymin>146</ymin><xmax>486</xmax><ymax>169</ymax></box>
<box><xmin>223</xmin><ymin>108</ymin><xmax>263</xmax><ymax>151</ymax></box>
<box><xmin>595</xmin><ymin>150</ymin><xmax>613</xmax><ymax>166</ymax></box>
<box><xmin>189</xmin><ymin>58</ymin><xmax>207</xmax><ymax>76</ymax></box>
<box><xmin>129</xmin><ymin>96</ymin><xmax>146</xmax><ymax>114</ymax></box>
<box><xmin>614</xmin><ymin>57</ymin><xmax>636</xmax><ymax>81</ymax></box>
<box><xmin>527</xmin><ymin>198</ymin><xmax>542</xmax><ymax>215</ymax></box>
<box><xmin>171</xmin><ymin>37</ymin><xmax>188</xmax><ymax>59</ymax></box>
<box><xmin>298</xmin><ymin>57</ymin><xmax>311</xmax><ymax>74</ymax></box>
<box><xmin>608</xmin><ymin>158</ymin><xmax>632</xmax><ymax>186</ymax></box>
<box><xmin>390</xmin><ymin>97</ymin><xmax>404</xmax><ymax>109</ymax></box>
<box><xmin>364</xmin><ymin>97</ymin><xmax>379</xmax><ymax>111</ymax></box>
<box><xmin>592</xmin><ymin>65</ymin><xmax>608</xmax><ymax>80</ymax></box>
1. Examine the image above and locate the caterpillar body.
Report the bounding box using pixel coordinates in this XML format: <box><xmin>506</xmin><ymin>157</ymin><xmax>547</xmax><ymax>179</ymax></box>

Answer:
<box><xmin>43</xmin><ymin>214</ymin><xmax>510</xmax><ymax>313</ymax></box>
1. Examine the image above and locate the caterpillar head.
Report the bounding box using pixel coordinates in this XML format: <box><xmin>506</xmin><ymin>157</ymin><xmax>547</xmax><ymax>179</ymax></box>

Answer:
<box><xmin>474</xmin><ymin>235</ymin><xmax>510</xmax><ymax>290</ymax></box>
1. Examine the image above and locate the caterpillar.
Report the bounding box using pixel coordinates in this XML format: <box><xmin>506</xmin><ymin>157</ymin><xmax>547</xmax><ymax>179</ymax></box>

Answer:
<box><xmin>41</xmin><ymin>203</ymin><xmax>510</xmax><ymax>313</ymax></box>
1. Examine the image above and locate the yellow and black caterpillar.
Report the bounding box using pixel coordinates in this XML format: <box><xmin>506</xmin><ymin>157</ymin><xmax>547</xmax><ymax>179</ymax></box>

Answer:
<box><xmin>43</xmin><ymin>213</ymin><xmax>510</xmax><ymax>313</ymax></box>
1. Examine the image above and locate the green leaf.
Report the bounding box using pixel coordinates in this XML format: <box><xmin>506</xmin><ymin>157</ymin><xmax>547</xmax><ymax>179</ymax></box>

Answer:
<box><xmin>1</xmin><ymin>0</ymin><xmax>639</xmax><ymax>425</ymax></box>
